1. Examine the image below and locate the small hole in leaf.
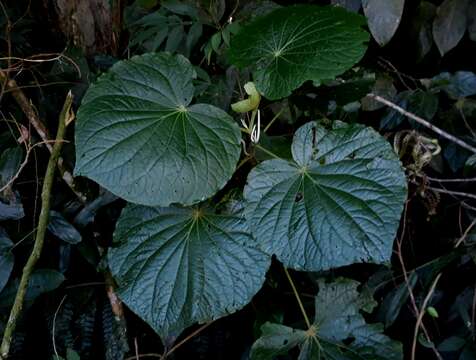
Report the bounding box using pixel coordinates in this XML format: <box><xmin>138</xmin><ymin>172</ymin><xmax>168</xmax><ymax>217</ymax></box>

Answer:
<box><xmin>342</xmin><ymin>336</ymin><xmax>355</xmax><ymax>346</ymax></box>
<box><xmin>295</xmin><ymin>192</ymin><xmax>303</xmax><ymax>202</ymax></box>
<box><xmin>283</xmin><ymin>339</ymin><xmax>288</xmax><ymax>345</ymax></box>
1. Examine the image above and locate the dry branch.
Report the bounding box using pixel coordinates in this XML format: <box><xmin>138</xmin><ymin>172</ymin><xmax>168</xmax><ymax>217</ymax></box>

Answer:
<box><xmin>0</xmin><ymin>69</ymin><xmax>87</xmax><ymax>202</ymax></box>
<box><xmin>368</xmin><ymin>93</ymin><xmax>476</xmax><ymax>154</ymax></box>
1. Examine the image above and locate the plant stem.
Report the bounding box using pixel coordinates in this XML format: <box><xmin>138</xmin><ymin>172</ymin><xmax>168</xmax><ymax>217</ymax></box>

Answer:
<box><xmin>165</xmin><ymin>321</ymin><xmax>214</xmax><ymax>358</ymax></box>
<box><xmin>235</xmin><ymin>156</ymin><xmax>251</xmax><ymax>171</ymax></box>
<box><xmin>454</xmin><ymin>217</ymin><xmax>476</xmax><ymax>248</ymax></box>
<box><xmin>254</xmin><ymin>144</ymin><xmax>280</xmax><ymax>159</ymax></box>
<box><xmin>263</xmin><ymin>108</ymin><xmax>284</xmax><ymax>133</ymax></box>
<box><xmin>0</xmin><ymin>92</ymin><xmax>72</xmax><ymax>359</ymax></box>
<box><xmin>283</xmin><ymin>267</ymin><xmax>312</xmax><ymax>329</ymax></box>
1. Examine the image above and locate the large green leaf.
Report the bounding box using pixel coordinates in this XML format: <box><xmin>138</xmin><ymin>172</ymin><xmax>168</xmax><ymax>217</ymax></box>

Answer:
<box><xmin>228</xmin><ymin>5</ymin><xmax>368</xmax><ymax>100</ymax></box>
<box><xmin>108</xmin><ymin>204</ymin><xmax>270</xmax><ymax>339</ymax></box>
<box><xmin>75</xmin><ymin>53</ymin><xmax>241</xmax><ymax>206</ymax></box>
<box><xmin>250</xmin><ymin>278</ymin><xmax>403</xmax><ymax>360</ymax></box>
<box><xmin>244</xmin><ymin>121</ymin><xmax>407</xmax><ymax>271</ymax></box>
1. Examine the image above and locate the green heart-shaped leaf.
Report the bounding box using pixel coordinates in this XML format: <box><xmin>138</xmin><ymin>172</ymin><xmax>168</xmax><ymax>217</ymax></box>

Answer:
<box><xmin>75</xmin><ymin>53</ymin><xmax>241</xmax><ymax>206</ymax></box>
<box><xmin>108</xmin><ymin>204</ymin><xmax>270</xmax><ymax>339</ymax></box>
<box><xmin>244</xmin><ymin>121</ymin><xmax>407</xmax><ymax>271</ymax></box>
<box><xmin>228</xmin><ymin>5</ymin><xmax>369</xmax><ymax>100</ymax></box>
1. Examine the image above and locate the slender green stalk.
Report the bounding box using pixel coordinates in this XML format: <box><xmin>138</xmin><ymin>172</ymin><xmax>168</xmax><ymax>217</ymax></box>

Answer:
<box><xmin>235</xmin><ymin>156</ymin><xmax>252</xmax><ymax>171</ymax></box>
<box><xmin>254</xmin><ymin>144</ymin><xmax>280</xmax><ymax>159</ymax></box>
<box><xmin>283</xmin><ymin>266</ymin><xmax>312</xmax><ymax>329</ymax></box>
<box><xmin>263</xmin><ymin>108</ymin><xmax>284</xmax><ymax>133</ymax></box>
<box><xmin>0</xmin><ymin>92</ymin><xmax>73</xmax><ymax>359</ymax></box>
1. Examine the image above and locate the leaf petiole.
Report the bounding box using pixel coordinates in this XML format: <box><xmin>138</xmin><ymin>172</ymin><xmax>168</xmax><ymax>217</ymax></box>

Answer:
<box><xmin>284</xmin><ymin>266</ymin><xmax>312</xmax><ymax>329</ymax></box>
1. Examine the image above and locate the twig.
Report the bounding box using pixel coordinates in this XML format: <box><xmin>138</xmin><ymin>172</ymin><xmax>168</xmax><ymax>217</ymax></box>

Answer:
<box><xmin>457</xmin><ymin>105</ymin><xmax>476</xmax><ymax>139</ymax></box>
<box><xmin>125</xmin><ymin>323</ymin><xmax>222</xmax><ymax>360</ymax></box>
<box><xmin>410</xmin><ymin>178</ymin><xmax>476</xmax><ymax>201</ymax></box>
<box><xmin>395</xmin><ymin>202</ymin><xmax>442</xmax><ymax>360</ymax></box>
<box><xmin>428</xmin><ymin>187</ymin><xmax>476</xmax><ymax>201</ymax></box>
<box><xmin>164</xmin><ymin>321</ymin><xmax>214</xmax><ymax>358</ymax></box>
<box><xmin>65</xmin><ymin>282</ymin><xmax>106</xmax><ymax>289</ymax></box>
<box><xmin>134</xmin><ymin>337</ymin><xmax>139</xmax><ymax>360</ymax></box>
<box><xmin>427</xmin><ymin>176</ymin><xmax>476</xmax><ymax>183</ymax></box>
<box><xmin>377</xmin><ymin>57</ymin><xmax>417</xmax><ymax>90</ymax></box>
<box><xmin>472</xmin><ymin>284</ymin><xmax>476</xmax><ymax>341</ymax></box>
<box><xmin>0</xmin><ymin>91</ymin><xmax>72</xmax><ymax>359</ymax></box>
<box><xmin>411</xmin><ymin>273</ymin><xmax>442</xmax><ymax>360</ymax></box>
<box><xmin>0</xmin><ymin>70</ymin><xmax>49</xmax><ymax>140</ymax></box>
<box><xmin>52</xmin><ymin>295</ymin><xmax>68</xmax><ymax>358</ymax></box>
<box><xmin>3</xmin><ymin>81</ymin><xmax>76</xmax><ymax>93</ymax></box>
<box><xmin>0</xmin><ymin>53</ymin><xmax>81</xmax><ymax>76</ymax></box>
<box><xmin>124</xmin><ymin>354</ymin><xmax>161</xmax><ymax>360</ymax></box>
<box><xmin>0</xmin><ymin>69</ymin><xmax>87</xmax><ymax>202</ymax></box>
<box><xmin>462</xmin><ymin>202</ymin><xmax>476</xmax><ymax>212</ymax></box>
<box><xmin>0</xmin><ymin>140</ymin><xmax>67</xmax><ymax>193</ymax></box>
<box><xmin>454</xmin><ymin>217</ymin><xmax>476</xmax><ymax>248</ymax></box>
<box><xmin>0</xmin><ymin>149</ymin><xmax>29</xmax><ymax>194</ymax></box>
<box><xmin>368</xmin><ymin>94</ymin><xmax>476</xmax><ymax>154</ymax></box>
